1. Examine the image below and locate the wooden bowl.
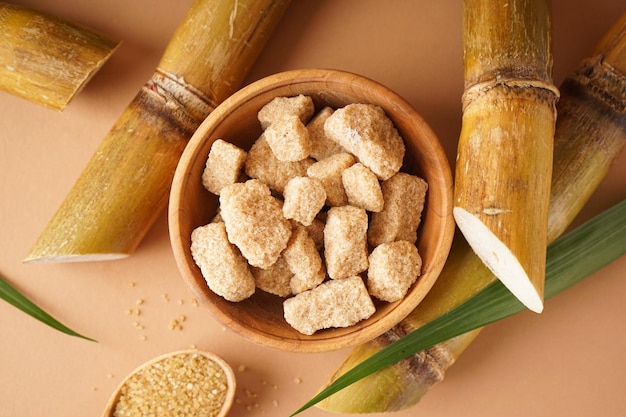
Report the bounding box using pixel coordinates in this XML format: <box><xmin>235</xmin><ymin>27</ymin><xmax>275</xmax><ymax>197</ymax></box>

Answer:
<box><xmin>101</xmin><ymin>349</ymin><xmax>235</xmax><ymax>417</ymax></box>
<box><xmin>169</xmin><ymin>69</ymin><xmax>454</xmax><ymax>352</ymax></box>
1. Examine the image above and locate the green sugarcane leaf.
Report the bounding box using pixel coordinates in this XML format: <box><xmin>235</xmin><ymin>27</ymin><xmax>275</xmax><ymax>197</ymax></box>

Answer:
<box><xmin>292</xmin><ymin>199</ymin><xmax>626</xmax><ymax>416</ymax></box>
<box><xmin>0</xmin><ymin>273</ymin><xmax>97</xmax><ymax>342</ymax></box>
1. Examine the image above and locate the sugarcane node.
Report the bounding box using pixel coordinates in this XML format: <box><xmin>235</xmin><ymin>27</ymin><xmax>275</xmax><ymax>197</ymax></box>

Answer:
<box><xmin>23</xmin><ymin>0</ymin><xmax>292</xmax><ymax>263</ymax></box>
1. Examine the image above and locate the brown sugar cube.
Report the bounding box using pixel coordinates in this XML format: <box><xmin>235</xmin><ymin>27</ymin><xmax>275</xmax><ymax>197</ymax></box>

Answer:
<box><xmin>367</xmin><ymin>240</ymin><xmax>422</xmax><ymax>302</ymax></box>
<box><xmin>201</xmin><ymin>139</ymin><xmax>247</xmax><ymax>195</ymax></box>
<box><xmin>283</xmin><ymin>176</ymin><xmax>326</xmax><ymax>226</ymax></box>
<box><xmin>282</xmin><ymin>226</ymin><xmax>325</xmax><ymax>293</ymax></box>
<box><xmin>220</xmin><ymin>179</ymin><xmax>292</xmax><ymax>269</ymax></box>
<box><xmin>306</xmin><ymin>152</ymin><xmax>355</xmax><ymax>207</ymax></box>
<box><xmin>258</xmin><ymin>94</ymin><xmax>315</xmax><ymax>129</ymax></box>
<box><xmin>283</xmin><ymin>276</ymin><xmax>375</xmax><ymax>335</ymax></box>
<box><xmin>307</xmin><ymin>107</ymin><xmax>345</xmax><ymax>160</ymax></box>
<box><xmin>324</xmin><ymin>103</ymin><xmax>405</xmax><ymax>180</ymax></box>
<box><xmin>341</xmin><ymin>162</ymin><xmax>384</xmax><ymax>212</ymax></box>
<box><xmin>324</xmin><ymin>205</ymin><xmax>369</xmax><ymax>279</ymax></box>
<box><xmin>302</xmin><ymin>217</ymin><xmax>325</xmax><ymax>250</ymax></box>
<box><xmin>264</xmin><ymin>115</ymin><xmax>312</xmax><ymax>162</ymax></box>
<box><xmin>190</xmin><ymin>222</ymin><xmax>255</xmax><ymax>302</ymax></box>
<box><xmin>290</xmin><ymin>265</ymin><xmax>326</xmax><ymax>295</ymax></box>
<box><xmin>251</xmin><ymin>256</ymin><xmax>293</xmax><ymax>297</ymax></box>
<box><xmin>368</xmin><ymin>173</ymin><xmax>428</xmax><ymax>247</ymax></box>
<box><xmin>244</xmin><ymin>134</ymin><xmax>314</xmax><ymax>193</ymax></box>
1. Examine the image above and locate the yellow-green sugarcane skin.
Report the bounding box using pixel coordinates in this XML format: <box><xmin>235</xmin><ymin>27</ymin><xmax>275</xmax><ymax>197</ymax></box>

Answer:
<box><xmin>455</xmin><ymin>0</ymin><xmax>558</xmax><ymax>313</ymax></box>
<box><xmin>455</xmin><ymin>85</ymin><xmax>556</xmax><ymax>305</ymax></box>
<box><xmin>159</xmin><ymin>0</ymin><xmax>292</xmax><ymax>104</ymax></box>
<box><xmin>549</xmin><ymin>63</ymin><xmax>626</xmax><ymax>238</ymax></box>
<box><xmin>318</xmin><ymin>15</ymin><xmax>626</xmax><ymax>411</ymax></box>
<box><xmin>0</xmin><ymin>2</ymin><xmax>118</xmax><ymax>110</ymax></box>
<box><xmin>463</xmin><ymin>0</ymin><xmax>552</xmax><ymax>87</ymax></box>
<box><xmin>24</xmin><ymin>0</ymin><xmax>291</xmax><ymax>262</ymax></box>
<box><xmin>24</xmin><ymin>85</ymin><xmax>196</xmax><ymax>262</ymax></box>
<box><xmin>318</xmin><ymin>316</ymin><xmax>481</xmax><ymax>414</ymax></box>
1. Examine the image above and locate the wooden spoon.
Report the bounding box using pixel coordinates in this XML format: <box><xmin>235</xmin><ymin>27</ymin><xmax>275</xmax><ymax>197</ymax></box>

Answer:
<box><xmin>102</xmin><ymin>349</ymin><xmax>236</xmax><ymax>417</ymax></box>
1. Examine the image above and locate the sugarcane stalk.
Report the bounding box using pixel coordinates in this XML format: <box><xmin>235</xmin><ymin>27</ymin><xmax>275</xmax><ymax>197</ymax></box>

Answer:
<box><xmin>23</xmin><ymin>0</ymin><xmax>291</xmax><ymax>263</ymax></box>
<box><xmin>453</xmin><ymin>0</ymin><xmax>559</xmax><ymax>313</ymax></box>
<box><xmin>0</xmin><ymin>2</ymin><xmax>119</xmax><ymax>110</ymax></box>
<box><xmin>317</xmin><ymin>12</ymin><xmax>626</xmax><ymax>414</ymax></box>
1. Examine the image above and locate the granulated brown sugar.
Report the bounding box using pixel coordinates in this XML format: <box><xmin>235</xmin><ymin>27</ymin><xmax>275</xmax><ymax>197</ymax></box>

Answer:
<box><xmin>113</xmin><ymin>352</ymin><xmax>229</xmax><ymax>417</ymax></box>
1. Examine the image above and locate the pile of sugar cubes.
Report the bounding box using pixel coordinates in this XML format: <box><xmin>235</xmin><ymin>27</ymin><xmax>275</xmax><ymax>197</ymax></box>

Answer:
<box><xmin>190</xmin><ymin>95</ymin><xmax>428</xmax><ymax>335</ymax></box>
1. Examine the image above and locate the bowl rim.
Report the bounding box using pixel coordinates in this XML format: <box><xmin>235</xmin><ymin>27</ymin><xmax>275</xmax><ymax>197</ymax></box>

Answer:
<box><xmin>169</xmin><ymin>68</ymin><xmax>455</xmax><ymax>352</ymax></box>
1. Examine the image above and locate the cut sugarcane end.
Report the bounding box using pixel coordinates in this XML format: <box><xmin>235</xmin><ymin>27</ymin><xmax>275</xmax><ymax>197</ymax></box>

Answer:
<box><xmin>23</xmin><ymin>253</ymin><xmax>129</xmax><ymax>264</ymax></box>
<box><xmin>453</xmin><ymin>207</ymin><xmax>544</xmax><ymax>313</ymax></box>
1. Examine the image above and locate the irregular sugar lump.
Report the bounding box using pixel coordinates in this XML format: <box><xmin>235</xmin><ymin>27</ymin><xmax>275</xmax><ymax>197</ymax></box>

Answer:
<box><xmin>251</xmin><ymin>256</ymin><xmax>293</xmax><ymax>297</ymax></box>
<box><xmin>264</xmin><ymin>114</ymin><xmax>312</xmax><ymax>162</ymax></box>
<box><xmin>190</xmin><ymin>95</ymin><xmax>431</xmax><ymax>336</ymax></box>
<box><xmin>307</xmin><ymin>106</ymin><xmax>345</xmax><ymax>161</ymax></box>
<box><xmin>283</xmin><ymin>276</ymin><xmax>376</xmax><ymax>335</ymax></box>
<box><xmin>282</xmin><ymin>225</ymin><xmax>325</xmax><ymax>294</ymax></box>
<box><xmin>201</xmin><ymin>139</ymin><xmax>247</xmax><ymax>195</ymax></box>
<box><xmin>244</xmin><ymin>134</ymin><xmax>314</xmax><ymax>193</ymax></box>
<box><xmin>368</xmin><ymin>172</ymin><xmax>428</xmax><ymax>247</ymax></box>
<box><xmin>220</xmin><ymin>179</ymin><xmax>291</xmax><ymax>269</ymax></box>
<box><xmin>367</xmin><ymin>240</ymin><xmax>422</xmax><ymax>302</ymax></box>
<box><xmin>190</xmin><ymin>222</ymin><xmax>255</xmax><ymax>302</ymax></box>
<box><xmin>324</xmin><ymin>205</ymin><xmax>369</xmax><ymax>279</ymax></box>
<box><xmin>341</xmin><ymin>162</ymin><xmax>384</xmax><ymax>212</ymax></box>
<box><xmin>257</xmin><ymin>94</ymin><xmax>315</xmax><ymax>129</ymax></box>
<box><xmin>282</xmin><ymin>176</ymin><xmax>326</xmax><ymax>226</ymax></box>
<box><xmin>307</xmin><ymin>152</ymin><xmax>355</xmax><ymax>207</ymax></box>
<box><xmin>324</xmin><ymin>103</ymin><xmax>405</xmax><ymax>180</ymax></box>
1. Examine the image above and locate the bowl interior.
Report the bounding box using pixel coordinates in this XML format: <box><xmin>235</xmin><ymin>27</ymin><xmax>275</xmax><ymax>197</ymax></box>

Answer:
<box><xmin>169</xmin><ymin>69</ymin><xmax>454</xmax><ymax>352</ymax></box>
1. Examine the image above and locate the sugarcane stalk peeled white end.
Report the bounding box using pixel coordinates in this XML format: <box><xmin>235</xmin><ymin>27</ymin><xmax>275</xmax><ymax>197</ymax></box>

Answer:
<box><xmin>453</xmin><ymin>207</ymin><xmax>544</xmax><ymax>313</ymax></box>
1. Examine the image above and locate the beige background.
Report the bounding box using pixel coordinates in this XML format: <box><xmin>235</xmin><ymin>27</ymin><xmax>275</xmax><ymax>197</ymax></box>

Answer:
<box><xmin>1</xmin><ymin>1</ymin><xmax>625</xmax><ymax>416</ymax></box>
